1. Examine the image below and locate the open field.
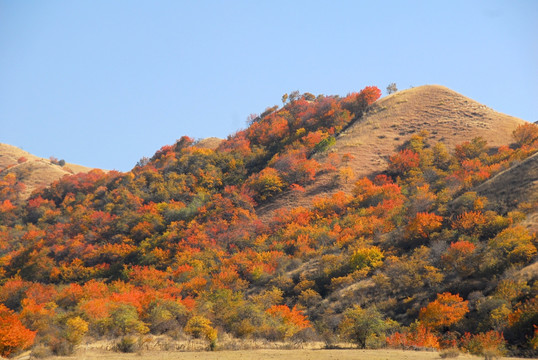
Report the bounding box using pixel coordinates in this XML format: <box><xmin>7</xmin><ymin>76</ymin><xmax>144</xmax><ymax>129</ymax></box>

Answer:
<box><xmin>31</xmin><ymin>348</ymin><xmax>530</xmax><ymax>360</ymax></box>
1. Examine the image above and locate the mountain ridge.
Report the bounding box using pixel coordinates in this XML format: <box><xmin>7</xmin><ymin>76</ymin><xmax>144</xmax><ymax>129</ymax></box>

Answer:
<box><xmin>257</xmin><ymin>85</ymin><xmax>527</xmax><ymax>218</ymax></box>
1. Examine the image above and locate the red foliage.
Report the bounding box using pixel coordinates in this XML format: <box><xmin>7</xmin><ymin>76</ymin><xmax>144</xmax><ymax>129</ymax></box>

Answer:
<box><xmin>389</xmin><ymin>149</ymin><xmax>420</xmax><ymax>175</ymax></box>
<box><xmin>358</xmin><ymin>86</ymin><xmax>382</xmax><ymax>105</ymax></box>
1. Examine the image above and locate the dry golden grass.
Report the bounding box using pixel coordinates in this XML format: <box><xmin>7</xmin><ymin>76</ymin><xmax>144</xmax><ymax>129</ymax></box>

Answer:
<box><xmin>0</xmin><ymin>143</ymin><xmax>97</xmax><ymax>199</ymax></box>
<box><xmin>31</xmin><ymin>348</ymin><xmax>528</xmax><ymax>360</ymax></box>
<box><xmin>257</xmin><ymin>85</ymin><xmax>527</xmax><ymax>219</ymax></box>
<box><xmin>195</xmin><ymin>137</ymin><xmax>224</xmax><ymax>150</ymax></box>
<box><xmin>472</xmin><ymin>151</ymin><xmax>538</xmax><ymax>230</ymax></box>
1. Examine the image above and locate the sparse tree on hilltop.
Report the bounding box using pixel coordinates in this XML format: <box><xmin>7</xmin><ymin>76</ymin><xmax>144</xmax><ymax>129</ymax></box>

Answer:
<box><xmin>387</xmin><ymin>83</ymin><xmax>398</xmax><ymax>94</ymax></box>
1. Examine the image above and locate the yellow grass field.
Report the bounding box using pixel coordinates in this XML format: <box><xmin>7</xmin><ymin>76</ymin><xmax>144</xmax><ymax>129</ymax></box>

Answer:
<box><xmin>35</xmin><ymin>348</ymin><xmax>528</xmax><ymax>360</ymax></box>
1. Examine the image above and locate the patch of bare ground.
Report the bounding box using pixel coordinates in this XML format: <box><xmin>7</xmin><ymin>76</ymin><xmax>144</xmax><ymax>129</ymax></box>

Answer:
<box><xmin>257</xmin><ymin>85</ymin><xmax>527</xmax><ymax>220</ymax></box>
<box><xmin>0</xmin><ymin>143</ymin><xmax>98</xmax><ymax>199</ymax></box>
<box><xmin>26</xmin><ymin>348</ymin><xmax>529</xmax><ymax>360</ymax></box>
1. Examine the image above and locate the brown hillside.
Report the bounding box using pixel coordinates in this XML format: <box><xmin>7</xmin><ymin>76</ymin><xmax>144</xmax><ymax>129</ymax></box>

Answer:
<box><xmin>258</xmin><ymin>85</ymin><xmax>527</xmax><ymax>217</ymax></box>
<box><xmin>195</xmin><ymin>137</ymin><xmax>224</xmax><ymax>150</ymax></box>
<box><xmin>465</xmin><ymin>151</ymin><xmax>538</xmax><ymax>232</ymax></box>
<box><xmin>0</xmin><ymin>143</ymin><xmax>97</xmax><ymax>199</ymax></box>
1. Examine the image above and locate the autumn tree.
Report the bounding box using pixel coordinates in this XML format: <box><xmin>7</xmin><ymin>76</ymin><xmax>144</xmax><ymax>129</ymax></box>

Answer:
<box><xmin>389</xmin><ymin>149</ymin><xmax>420</xmax><ymax>175</ymax></box>
<box><xmin>441</xmin><ymin>241</ymin><xmax>476</xmax><ymax>277</ymax></box>
<box><xmin>512</xmin><ymin>123</ymin><xmax>538</xmax><ymax>147</ymax></box>
<box><xmin>419</xmin><ymin>292</ymin><xmax>469</xmax><ymax>330</ymax></box>
<box><xmin>339</xmin><ymin>305</ymin><xmax>390</xmax><ymax>348</ymax></box>
<box><xmin>485</xmin><ymin>226</ymin><xmax>537</xmax><ymax>272</ymax></box>
<box><xmin>359</xmin><ymin>86</ymin><xmax>382</xmax><ymax>105</ymax></box>
<box><xmin>0</xmin><ymin>304</ymin><xmax>36</xmax><ymax>357</ymax></box>
<box><xmin>184</xmin><ymin>316</ymin><xmax>218</xmax><ymax>350</ymax></box>
<box><xmin>350</xmin><ymin>246</ymin><xmax>384</xmax><ymax>273</ymax></box>
<box><xmin>265</xmin><ymin>305</ymin><xmax>310</xmax><ymax>339</ymax></box>
<box><xmin>405</xmin><ymin>212</ymin><xmax>443</xmax><ymax>244</ymax></box>
<box><xmin>246</xmin><ymin>168</ymin><xmax>285</xmax><ymax>202</ymax></box>
<box><xmin>386</xmin><ymin>321</ymin><xmax>440</xmax><ymax>350</ymax></box>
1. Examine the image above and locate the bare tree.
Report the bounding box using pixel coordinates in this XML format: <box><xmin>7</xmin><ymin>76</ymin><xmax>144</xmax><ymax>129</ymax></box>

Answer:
<box><xmin>386</xmin><ymin>83</ymin><xmax>398</xmax><ymax>95</ymax></box>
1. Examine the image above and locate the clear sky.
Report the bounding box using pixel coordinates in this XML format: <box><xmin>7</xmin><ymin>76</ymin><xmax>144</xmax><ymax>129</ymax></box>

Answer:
<box><xmin>1</xmin><ymin>1</ymin><xmax>536</xmax><ymax>171</ymax></box>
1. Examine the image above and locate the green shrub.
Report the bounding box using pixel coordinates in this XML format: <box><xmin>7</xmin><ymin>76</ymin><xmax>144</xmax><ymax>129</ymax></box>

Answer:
<box><xmin>111</xmin><ymin>304</ymin><xmax>149</xmax><ymax>336</ymax></box>
<box><xmin>314</xmin><ymin>136</ymin><xmax>336</xmax><ymax>153</ymax></box>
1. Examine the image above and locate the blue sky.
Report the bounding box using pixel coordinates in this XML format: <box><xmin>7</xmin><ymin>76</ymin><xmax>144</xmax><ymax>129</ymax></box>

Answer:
<box><xmin>1</xmin><ymin>1</ymin><xmax>536</xmax><ymax>171</ymax></box>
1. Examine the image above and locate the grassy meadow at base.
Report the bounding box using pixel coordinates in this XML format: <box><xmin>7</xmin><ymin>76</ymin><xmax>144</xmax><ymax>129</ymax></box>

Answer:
<box><xmin>35</xmin><ymin>348</ymin><xmax>528</xmax><ymax>360</ymax></box>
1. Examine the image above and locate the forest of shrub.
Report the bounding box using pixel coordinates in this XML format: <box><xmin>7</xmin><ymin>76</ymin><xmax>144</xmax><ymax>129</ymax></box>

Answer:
<box><xmin>0</xmin><ymin>86</ymin><xmax>537</xmax><ymax>357</ymax></box>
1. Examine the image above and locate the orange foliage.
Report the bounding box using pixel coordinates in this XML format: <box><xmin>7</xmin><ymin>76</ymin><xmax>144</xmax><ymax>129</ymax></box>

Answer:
<box><xmin>0</xmin><ymin>304</ymin><xmax>36</xmax><ymax>357</ymax></box>
<box><xmin>513</xmin><ymin>123</ymin><xmax>538</xmax><ymax>147</ymax></box>
<box><xmin>128</xmin><ymin>266</ymin><xmax>171</xmax><ymax>289</ymax></box>
<box><xmin>266</xmin><ymin>304</ymin><xmax>310</xmax><ymax>329</ymax></box>
<box><xmin>19</xmin><ymin>298</ymin><xmax>56</xmax><ymax>332</ymax></box>
<box><xmin>406</xmin><ymin>212</ymin><xmax>443</xmax><ymax>240</ymax></box>
<box><xmin>386</xmin><ymin>322</ymin><xmax>440</xmax><ymax>349</ymax></box>
<box><xmin>0</xmin><ymin>200</ymin><xmax>15</xmax><ymax>213</ymax></box>
<box><xmin>389</xmin><ymin>149</ymin><xmax>420</xmax><ymax>175</ymax></box>
<box><xmin>358</xmin><ymin>86</ymin><xmax>382</xmax><ymax>105</ymax></box>
<box><xmin>0</xmin><ymin>87</ymin><xmax>537</xmax><ymax>352</ymax></box>
<box><xmin>452</xmin><ymin>211</ymin><xmax>486</xmax><ymax>236</ymax></box>
<box><xmin>441</xmin><ymin>241</ymin><xmax>476</xmax><ymax>276</ymax></box>
<box><xmin>419</xmin><ymin>292</ymin><xmax>469</xmax><ymax>329</ymax></box>
<box><xmin>460</xmin><ymin>331</ymin><xmax>506</xmax><ymax>355</ymax></box>
<box><xmin>79</xmin><ymin>298</ymin><xmax>111</xmax><ymax>321</ymax></box>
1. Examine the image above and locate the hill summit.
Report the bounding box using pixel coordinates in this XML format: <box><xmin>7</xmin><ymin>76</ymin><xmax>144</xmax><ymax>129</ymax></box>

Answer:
<box><xmin>0</xmin><ymin>143</ymin><xmax>96</xmax><ymax>199</ymax></box>
<box><xmin>258</xmin><ymin>85</ymin><xmax>526</xmax><ymax>216</ymax></box>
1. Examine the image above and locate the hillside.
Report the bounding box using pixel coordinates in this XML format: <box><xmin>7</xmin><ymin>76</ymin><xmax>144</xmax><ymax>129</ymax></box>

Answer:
<box><xmin>333</xmin><ymin>85</ymin><xmax>524</xmax><ymax>175</ymax></box>
<box><xmin>0</xmin><ymin>143</ymin><xmax>96</xmax><ymax>199</ymax></box>
<box><xmin>0</xmin><ymin>85</ymin><xmax>537</xmax><ymax>358</ymax></box>
<box><xmin>258</xmin><ymin>85</ymin><xmax>526</xmax><ymax>217</ymax></box>
<box><xmin>468</xmin><ymin>151</ymin><xmax>538</xmax><ymax>232</ymax></box>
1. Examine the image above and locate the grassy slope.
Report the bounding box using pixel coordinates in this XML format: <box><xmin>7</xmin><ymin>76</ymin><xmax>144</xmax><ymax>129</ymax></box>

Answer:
<box><xmin>0</xmin><ymin>143</ymin><xmax>96</xmax><ymax>199</ymax></box>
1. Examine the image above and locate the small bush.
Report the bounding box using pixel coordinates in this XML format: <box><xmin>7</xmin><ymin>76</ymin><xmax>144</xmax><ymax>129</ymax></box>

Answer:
<box><xmin>460</xmin><ymin>331</ymin><xmax>506</xmax><ymax>357</ymax></box>
<box><xmin>30</xmin><ymin>344</ymin><xmax>52</xmax><ymax>358</ymax></box>
<box><xmin>314</xmin><ymin>136</ymin><xmax>336</xmax><ymax>153</ymax></box>
<box><xmin>115</xmin><ymin>335</ymin><xmax>140</xmax><ymax>353</ymax></box>
<box><xmin>50</xmin><ymin>337</ymin><xmax>74</xmax><ymax>356</ymax></box>
<box><xmin>65</xmin><ymin>316</ymin><xmax>88</xmax><ymax>345</ymax></box>
<box><xmin>483</xmin><ymin>348</ymin><xmax>502</xmax><ymax>360</ymax></box>
<box><xmin>439</xmin><ymin>348</ymin><xmax>460</xmax><ymax>358</ymax></box>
